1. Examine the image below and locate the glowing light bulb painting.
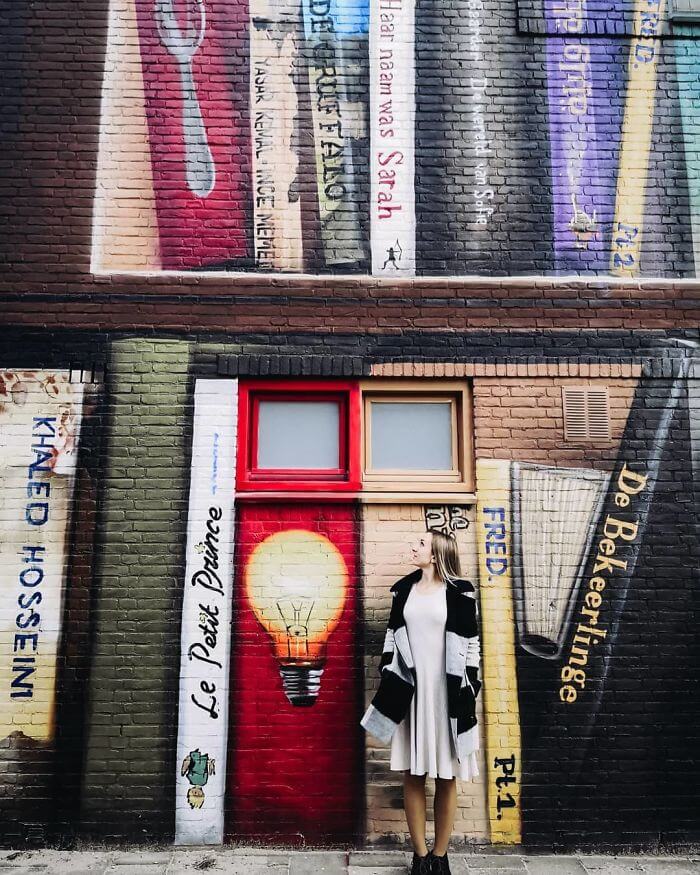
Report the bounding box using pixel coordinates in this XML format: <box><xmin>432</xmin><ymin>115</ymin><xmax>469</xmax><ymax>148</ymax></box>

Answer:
<box><xmin>245</xmin><ymin>529</ymin><xmax>349</xmax><ymax>706</ymax></box>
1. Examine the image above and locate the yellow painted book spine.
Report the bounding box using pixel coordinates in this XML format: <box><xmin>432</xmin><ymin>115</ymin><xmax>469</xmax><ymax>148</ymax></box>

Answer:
<box><xmin>475</xmin><ymin>458</ymin><xmax>522</xmax><ymax>844</ymax></box>
<box><xmin>610</xmin><ymin>0</ymin><xmax>665</xmax><ymax>276</ymax></box>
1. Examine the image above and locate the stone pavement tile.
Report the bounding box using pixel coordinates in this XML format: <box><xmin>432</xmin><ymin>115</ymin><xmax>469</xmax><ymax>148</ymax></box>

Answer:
<box><xmin>169</xmin><ymin>868</ymin><xmax>280</xmax><ymax>875</ymax></box>
<box><xmin>347</xmin><ymin>868</ymin><xmax>406</xmax><ymax>875</ymax></box>
<box><xmin>466</xmin><ymin>869</ymin><xmax>527</xmax><ymax>875</ymax></box>
<box><xmin>169</xmin><ymin>850</ymin><xmax>290</xmax><ymax>871</ymax></box>
<box><xmin>0</xmin><ymin>850</ymin><xmax>48</xmax><ymax>869</ymax></box>
<box><xmin>0</xmin><ymin>866</ymin><xmax>46</xmax><ymax>871</ymax></box>
<box><xmin>523</xmin><ymin>856</ymin><xmax>587</xmax><ymax>875</ymax></box>
<box><xmin>444</xmin><ymin>859</ymin><xmax>469</xmax><ymax>875</ymax></box>
<box><xmin>580</xmin><ymin>858</ymin><xmax>645</xmax><ymax>873</ymax></box>
<box><xmin>230</xmin><ymin>869</ymin><xmax>289</xmax><ymax>875</ymax></box>
<box><xmin>168</xmin><ymin>855</ymin><xmax>287</xmax><ymax>874</ymax></box>
<box><xmin>56</xmin><ymin>859</ymin><xmax>110</xmax><ymax>873</ymax></box>
<box><xmin>104</xmin><ymin>866</ymin><xmax>169</xmax><ymax>875</ymax></box>
<box><xmin>349</xmin><ymin>852</ymin><xmax>408</xmax><ymax>867</ymax></box>
<box><xmin>467</xmin><ymin>866</ymin><xmax>525</xmax><ymax>875</ymax></box>
<box><xmin>462</xmin><ymin>856</ymin><xmax>527</xmax><ymax>870</ymax></box>
<box><xmin>639</xmin><ymin>862</ymin><xmax>700</xmax><ymax>874</ymax></box>
<box><xmin>54</xmin><ymin>871</ymin><xmax>109</xmax><ymax>875</ymax></box>
<box><xmin>115</xmin><ymin>853</ymin><xmax>173</xmax><ymax>864</ymax></box>
<box><xmin>43</xmin><ymin>867</ymin><xmax>109</xmax><ymax>875</ymax></box>
<box><xmin>169</xmin><ymin>855</ymin><xmax>228</xmax><ymax>872</ymax></box>
<box><xmin>579</xmin><ymin>868</ymin><xmax>647</xmax><ymax>874</ymax></box>
<box><xmin>289</xmin><ymin>851</ymin><xmax>347</xmax><ymax>874</ymax></box>
<box><xmin>223</xmin><ymin>850</ymin><xmax>290</xmax><ymax>862</ymax></box>
<box><xmin>168</xmin><ymin>851</ymin><xmax>222</xmax><ymax>871</ymax></box>
<box><xmin>7</xmin><ymin>852</ymin><xmax>109</xmax><ymax>874</ymax></box>
<box><xmin>0</xmin><ymin>869</ymin><xmax>49</xmax><ymax>874</ymax></box>
<box><xmin>229</xmin><ymin>850</ymin><xmax>291</xmax><ymax>858</ymax></box>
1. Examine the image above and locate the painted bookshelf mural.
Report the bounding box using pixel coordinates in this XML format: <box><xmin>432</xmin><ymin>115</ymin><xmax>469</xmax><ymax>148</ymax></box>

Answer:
<box><xmin>95</xmin><ymin>0</ymin><xmax>700</xmax><ymax>277</ymax></box>
<box><xmin>1</xmin><ymin>362</ymin><xmax>699</xmax><ymax>846</ymax></box>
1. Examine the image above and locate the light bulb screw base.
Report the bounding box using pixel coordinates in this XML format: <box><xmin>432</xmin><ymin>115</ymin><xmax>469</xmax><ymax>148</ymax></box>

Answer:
<box><xmin>279</xmin><ymin>666</ymin><xmax>323</xmax><ymax>707</ymax></box>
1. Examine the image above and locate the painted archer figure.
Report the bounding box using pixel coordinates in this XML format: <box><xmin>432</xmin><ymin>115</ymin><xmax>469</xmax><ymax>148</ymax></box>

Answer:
<box><xmin>383</xmin><ymin>239</ymin><xmax>403</xmax><ymax>270</ymax></box>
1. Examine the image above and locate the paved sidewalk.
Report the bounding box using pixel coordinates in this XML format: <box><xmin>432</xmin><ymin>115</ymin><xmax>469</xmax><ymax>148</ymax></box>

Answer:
<box><xmin>1</xmin><ymin>849</ymin><xmax>699</xmax><ymax>875</ymax></box>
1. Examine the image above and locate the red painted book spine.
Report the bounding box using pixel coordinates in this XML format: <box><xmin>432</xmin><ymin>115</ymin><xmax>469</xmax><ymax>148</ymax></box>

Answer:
<box><xmin>134</xmin><ymin>0</ymin><xmax>251</xmax><ymax>270</ymax></box>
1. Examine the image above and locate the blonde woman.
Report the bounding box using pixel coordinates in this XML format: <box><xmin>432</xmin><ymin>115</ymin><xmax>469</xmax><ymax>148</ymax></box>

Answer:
<box><xmin>361</xmin><ymin>530</ymin><xmax>482</xmax><ymax>875</ymax></box>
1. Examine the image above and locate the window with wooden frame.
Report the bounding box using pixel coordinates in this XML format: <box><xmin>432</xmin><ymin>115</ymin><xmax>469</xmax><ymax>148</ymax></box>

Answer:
<box><xmin>361</xmin><ymin>380</ymin><xmax>474</xmax><ymax>498</ymax></box>
<box><xmin>237</xmin><ymin>380</ymin><xmax>361</xmax><ymax>494</ymax></box>
<box><xmin>562</xmin><ymin>386</ymin><xmax>611</xmax><ymax>444</ymax></box>
<box><xmin>669</xmin><ymin>0</ymin><xmax>700</xmax><ymax>21</ymax></box>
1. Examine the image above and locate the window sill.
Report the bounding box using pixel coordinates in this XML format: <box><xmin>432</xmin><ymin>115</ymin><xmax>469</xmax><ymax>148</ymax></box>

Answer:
<box><xmin>360</xmin><ymin>491</ymin><xmax>477</xmax><ymax>504</ymax></box>
<box><xmin>235</xmin><ymin>490</ymin><xmax>477</xmax><ymax>504</ymax></box>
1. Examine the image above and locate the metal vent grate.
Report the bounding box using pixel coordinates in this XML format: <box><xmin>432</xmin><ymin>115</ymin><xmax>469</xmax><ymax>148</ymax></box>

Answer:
<box><xmin>562</xmin><ymin>387</ymin><xmax>611</xmax><ymax>443</ymax></box>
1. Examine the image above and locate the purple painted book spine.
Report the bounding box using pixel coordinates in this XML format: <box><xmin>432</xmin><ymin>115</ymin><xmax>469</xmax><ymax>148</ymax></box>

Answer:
<box><xmin>544</xmin><ymin>0</ymin><xmax>623</xmax><ymax>272</ymax></box>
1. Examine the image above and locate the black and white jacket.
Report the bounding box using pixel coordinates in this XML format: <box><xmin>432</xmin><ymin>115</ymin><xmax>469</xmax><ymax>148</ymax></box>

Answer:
<box><xmin>360</xmin><ymin>569</ymin><xmax>481</xmax><ymax>763</ymax></box>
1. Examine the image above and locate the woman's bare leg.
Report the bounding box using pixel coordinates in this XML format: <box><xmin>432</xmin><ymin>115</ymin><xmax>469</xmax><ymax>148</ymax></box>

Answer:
<box><xmin>433</xmin><ymin>776</ymin><xmax>457</xmax><ymax>856</ymax></box>
<box><xmin>403</xmin><ymin>771</ymin><xmax>429</xmax><ymax>856</ymax></box>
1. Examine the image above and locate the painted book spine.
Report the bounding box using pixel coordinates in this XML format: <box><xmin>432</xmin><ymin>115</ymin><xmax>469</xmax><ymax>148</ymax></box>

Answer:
<box><xmin>301</xmin><ymin>0</ymin><xmax>368</xmax><ymax>268</ymax></box>
<box><xmin>0</xmin><ymin>372</ymin><xmax>85</xmax><ymax>839</ymax></box>
<box><xmin>475</xmin><ymin>459</ymin><xmax>523</xmax><ymax>844</ymax></box>
<box><xmin>609</xmin><ymin>0</ymin><xmax>665</xmax><ymax>276</ymax></box>
<box><xmin>544</xmin><ymin>0</ymin><xmax>624</xmax><ymax>272</ymax></box>
<box><xmin>369</xmin><ymin>0</ymin><xmax>415</xmax><ymax>276</ymax></box>
<box><xmin>522</xmin><ymin>360</ymin><xmax>689</xmax><ymax>840</ymax></box>
<box><xmin>134</xmin><ymin>0</ymin><xmax>251</xmax><ymax>270</ymax></box>
<box><xmin>175</xmin><ymin>379</ymin><xmax>238</xmax><ymax>845</ymax></box>
<box><xmin>250</xmin><ymin>0</ymin><xmax>305</xmax><ymax>271</ymax></box>
<box><xmin>415</xmin><ymin>0</ymin><xmax>542</xmax><ymax>274</ymax></box>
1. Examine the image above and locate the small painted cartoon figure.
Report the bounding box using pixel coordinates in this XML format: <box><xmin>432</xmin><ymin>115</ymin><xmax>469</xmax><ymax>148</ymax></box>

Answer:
<box><xmin>181</xmin><ymin>748</ymin><xmax>215</xmax><ymax>809</ymax></box>
<box><xmin>382</xmin><ymin>239</ymin><xmax>403</xmax><ymax>269</ymax></box>
<box><xmin>568</xmin><ymin>194</ymin><xmax>598</xmax><ymax>250</ymax></box>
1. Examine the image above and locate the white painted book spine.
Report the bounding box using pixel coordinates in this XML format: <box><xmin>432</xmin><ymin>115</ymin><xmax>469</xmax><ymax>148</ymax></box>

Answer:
<box><xmin>370</xmin><ymin>0</ymin><xmax>415</xmax><ymax>276</ymax></box>
<box><xmin>174</xmin><ymin>379</ymin><xmax>238</xmax><ymax>846</ymax></box>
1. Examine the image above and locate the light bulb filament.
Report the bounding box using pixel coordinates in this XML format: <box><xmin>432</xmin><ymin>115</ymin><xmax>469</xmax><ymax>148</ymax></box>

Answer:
<box><xmin>276</xmin><ymin>597</ymin><xmax>315</xmax><ymax>660</ymax></box>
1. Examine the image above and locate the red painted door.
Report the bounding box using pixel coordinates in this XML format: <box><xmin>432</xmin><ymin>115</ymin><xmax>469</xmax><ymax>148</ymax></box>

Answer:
<box><xmin>225</xmin><ymin>502</ymin><xmax>363</xmax><ymax>845</ymax></box>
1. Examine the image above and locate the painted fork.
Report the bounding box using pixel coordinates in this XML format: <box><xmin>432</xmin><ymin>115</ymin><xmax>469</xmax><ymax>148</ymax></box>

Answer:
<box><xmin>154</xmin><ymin>0</ymin><xmax>216</xmax><ymax>197</ymax></box>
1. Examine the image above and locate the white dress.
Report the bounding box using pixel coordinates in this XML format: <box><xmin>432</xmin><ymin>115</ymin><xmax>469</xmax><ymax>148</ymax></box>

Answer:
<box><xmin>390</xmin><ymin>583</ymin><xmax>479</xmax><ymax>780</ymax></box>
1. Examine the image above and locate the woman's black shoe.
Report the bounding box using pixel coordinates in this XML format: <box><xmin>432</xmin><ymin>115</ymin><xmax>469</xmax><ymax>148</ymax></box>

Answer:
<box><xmin>431</xmin><ymin>852</ymin><xmax>451</xmax><ymax>875</ymax></box>
<box><xmin>410</xmin><ymin>851</ymin><xmax>433</xmax><ymax>875</ymax></box>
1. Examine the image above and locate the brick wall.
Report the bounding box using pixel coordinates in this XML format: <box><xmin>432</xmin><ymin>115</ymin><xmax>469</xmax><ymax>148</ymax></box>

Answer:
<box><xmin>0</xmin><ymin>332</ymin><xmax>697</xmax><ymax>852</ymax></box>
<box><xmin>473</xmin><ymin>378</ymin><xmax>638</xmax><ymax>468</ymax></box>
<box><xmin>1</xmin><ymin>0</ymin><xmax>700</xmax><ymax>856</ymax></box>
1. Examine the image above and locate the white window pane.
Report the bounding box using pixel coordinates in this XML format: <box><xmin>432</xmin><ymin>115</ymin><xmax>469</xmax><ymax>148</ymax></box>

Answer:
<box><xmin>258</xmin><ymin>401</ymin><xmax>339</xmax><ymax>469</ymax></box>
<box><xmin>371</xmin><ymin>401</ymin><xmax>453</xmax><ymax>470</ymax></box>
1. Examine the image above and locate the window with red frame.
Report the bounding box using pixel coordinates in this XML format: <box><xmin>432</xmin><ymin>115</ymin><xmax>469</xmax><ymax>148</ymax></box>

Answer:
<box><xmin>237</xmin><ymin>380</ymin><xmax>361</xmax><ymax>493</ymax></box>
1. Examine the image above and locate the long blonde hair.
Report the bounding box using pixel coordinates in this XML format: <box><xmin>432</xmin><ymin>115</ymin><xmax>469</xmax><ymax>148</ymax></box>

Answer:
<box><xmin>428</xmin><ymin>529</ymin><xmax>462</xmax><ymax>582</ymax></box>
